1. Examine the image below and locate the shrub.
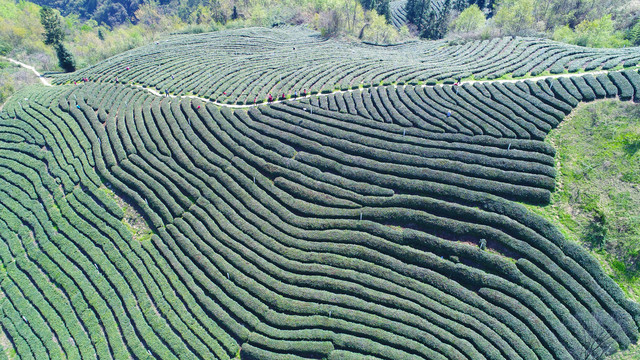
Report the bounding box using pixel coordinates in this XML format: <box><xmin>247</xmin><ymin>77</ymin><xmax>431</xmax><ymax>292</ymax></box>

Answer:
<box><xmin>0</xmin><ymin>41</ymin><xmax>12</xmax><ymax>56</ymax></box>
<box><xmin>451</xmin><ymin>5</ymin><xmax>485</xmax><ymax>34</ymax></box>
<box><xmin>493</xmin><ymin>0</ymin><xmax>536</xmax><ymax>36</ymax></box>
<box><xmin>56</xmin><ymin>44</ymin><xmax>76</xmax><ymax>72</ymax></box>
<box><xmin>553</xmin><ymin>15</ymin><xmax>630</xmax><ymax>48</ymax></box>
<box><xmin>629</xmin><ymin>20</ymin><xmax>640</xmax><ymax>46</ymax></box>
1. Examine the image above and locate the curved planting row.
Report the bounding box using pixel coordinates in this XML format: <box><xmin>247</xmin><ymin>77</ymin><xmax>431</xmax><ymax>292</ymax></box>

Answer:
<box><xmin>0</xmin><ymin>86</ymin><xmax>239</xmax><ymax>360</ymax></box>
<box><xmin>2</xmin><ymin>69</ymin><xmax>639</xmax><ymax>359</ymax></box>
<box><xmin>390</xmin><ymin>0</ymin><xmax>448</xmax><ymax>29</ymax></box>
<box><xmin>390</xmin><ymin>0</ymin><xmax>408</xmax><ymax>28</ymax></box>
<box><xmin>429</xmin><ymin>0</ymin><xmax>448</xmax><ymax>15</ymax></box>
<box><xmin>51</xmin><ymin>27</ymin><xmax>640</xmax><ymax>105</ymax></box>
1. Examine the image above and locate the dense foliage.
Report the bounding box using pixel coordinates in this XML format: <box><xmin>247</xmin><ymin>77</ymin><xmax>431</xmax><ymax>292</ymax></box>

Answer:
<box><xmin>359</xmin><ymin>0</ymin><xmax>391</xmax><ymax>20</ymax></box>
<box><xmin>28</xmin><ymin>0</ymin><xmax>393</xmax><ymax>29</ymax></box>
<box><xmin>30</xmin><ymin>0</ymin><xmax>144</xmax><ymax>26</ymax></box>
<box><xmin>396</xmin><ymin>0</ymin><xmax>637</xmax><ymax>44</ymax></box>
<box><xmin>28</xmin><ymin>0</ymin><xmax>634</xmax><ymax>46</ymax></box>
<box><xmin>40</xmin><ymin>6</ymin><xmax>65</xmax><ymax>46</ymax></box>
<box><xmin>40</xmin><ymin>6</ymin><xmax>76</xmax><ymax>72</ymax></box>
<box><xmin>54</xmin><ymin>42</ymin><xmax>76</xmax><ymax>72</ymax></box>
<box><xmin>630</xmin><ymin>20</ymin><xmax>640</xmax><ymax>47</ymax></box>
<box><xmin>553</xmin><ymin>15</ymin><xmax>630</xmax><ymax>48</ymax></box>
<box><xmin>450</xmin><ymin>4</ymin><xmax>485</xmax><ymax>33</ymax></box>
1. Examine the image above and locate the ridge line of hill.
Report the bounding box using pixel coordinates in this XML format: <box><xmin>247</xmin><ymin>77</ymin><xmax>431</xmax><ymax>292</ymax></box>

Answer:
<box><xmin>2</xmin><ymin>55</ymin><xmax>635</xmax><ymax>109</ymax></box>
<box><xmin>132</xmin><ymin>69</ymin><xmax>618</xmax><ymax>109</ymax></box>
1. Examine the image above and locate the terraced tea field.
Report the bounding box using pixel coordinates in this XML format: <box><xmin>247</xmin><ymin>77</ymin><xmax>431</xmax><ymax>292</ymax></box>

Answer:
<box><xmin>55</xmin><ymin>27</ymin><xmax>640</xmax><ymax>106</ymax></box>
<box><xmin>389</xmin><ymin>0</ymin><xmax>448</xmax><ymax>29</ymax></box>
<box><xmin>390</xmin><ymin>0</ymin><xmax>409</xmax><ymax>28</ymax></box>
<box><xmin>1</xmin><ymin>26</ymin><xmax>640</xmax><ymax>359</ymax></box>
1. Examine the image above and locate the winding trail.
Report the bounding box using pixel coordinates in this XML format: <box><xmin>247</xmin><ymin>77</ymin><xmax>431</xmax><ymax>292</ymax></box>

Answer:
<box><xmin>1</xmin><ymin>55</ymin><xmax>632</xmax><ymax>109</ymax></box>
<box><xmin>134</xmin><ymin>69</ymin><xmax>615</xmax><ymax>109</ymax></box>
<box><xmin>1</xmin><ymin>56</ymin><xmax>52</xmax><ymax>86</ymax></box>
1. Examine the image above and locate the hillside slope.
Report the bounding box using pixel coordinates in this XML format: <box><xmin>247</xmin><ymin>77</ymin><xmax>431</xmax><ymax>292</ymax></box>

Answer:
<box><xmin>1</xmin><ymin>28</ymin><xmax>640</xmax><ymax>359</ymax></box>
<box><xmin>389</xmin><ymin>0</ymin><xmax>449</xmax><ymax>29</ymax></box>
<box><xmin>52</xmin><ymin>27</ymin><xmax>640</xmax><ymax>104</ymax></box>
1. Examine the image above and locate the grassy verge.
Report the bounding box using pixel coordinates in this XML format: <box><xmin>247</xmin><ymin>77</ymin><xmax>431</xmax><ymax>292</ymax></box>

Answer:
<box><xmin>523</xmin><ymin>100</ymin><xmax>640</xmax><ymax>358</ymax></box>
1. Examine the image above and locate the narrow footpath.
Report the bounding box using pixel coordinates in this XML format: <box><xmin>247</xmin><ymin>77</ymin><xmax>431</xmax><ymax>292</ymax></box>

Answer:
<box><xmin>1</xmin><ymin>56</ymin><xmax>52</xmax><ymax>86</ymax></box>
<box><xmin>1</xmin><ymin>55</ymin><xmax>629</xmax><ymax>110</ymax></box>
<box><xmin>136</xmin><ymin>70</ymin><xmax>615</xmax><ymax>109</ymax></box>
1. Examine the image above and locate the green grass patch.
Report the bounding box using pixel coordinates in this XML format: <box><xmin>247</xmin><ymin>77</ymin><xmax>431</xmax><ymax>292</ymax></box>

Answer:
<box><xmin>525</xmin><ymin>100</ymin><xmax>640</xmax><ymax>306</ymax></box>
<box><xmin>100</xmin><ymin>185</ymin><xmax>154</xmax><ymax>242</ymax></box>
<box><xmin>609</xmin><ymin>341</ymin><xmax>640</xmax><ymax>360</ymax></box>
<box><xmin>524</xmin><ymin>99</ymin><xmax>640</xmax><ymax>359</ymax></box>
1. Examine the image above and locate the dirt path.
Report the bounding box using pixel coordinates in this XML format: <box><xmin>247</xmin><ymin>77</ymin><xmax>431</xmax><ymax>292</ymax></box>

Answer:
<box><xmin>1</xmin><ymin>56</ymin><xmax>52</xmax><ymax>86</ymax></box>
<box><xmin>2</xmin><ymin>55</ymin><xmax>629</xmax><ymax>109</ymax></box>
<box><xmin>134</xmin><ymin>69</ymin><xmax>617</xmax><ymax>108</ymax></box>
<box><xmin>461</xmin><ymin>70</ymin><xmax>611</xmax><ymax>85</ymax></box>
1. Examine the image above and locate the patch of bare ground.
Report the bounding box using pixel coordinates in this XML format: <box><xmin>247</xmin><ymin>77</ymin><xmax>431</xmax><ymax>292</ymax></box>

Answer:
<box><xmin>99</xmin><ymin>185</ymin><xmax>153</xmax><ymax>242</ymax></box>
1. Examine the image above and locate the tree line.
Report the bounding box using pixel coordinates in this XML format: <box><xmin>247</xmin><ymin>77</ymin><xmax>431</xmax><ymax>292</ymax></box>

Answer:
<box><xmin>405</xmin><ymin>0</ymin><xmax>638</xmax><ymax>47</ymax></box>
<box><xmin>2</xmin><ymin>0</ymin><xmax>639</xmax><ymax>78</ymax></box>
<box><xmin>28</xmin><ymin>0</ymin><xmax>392</xmax><ymax>28</ymax></box>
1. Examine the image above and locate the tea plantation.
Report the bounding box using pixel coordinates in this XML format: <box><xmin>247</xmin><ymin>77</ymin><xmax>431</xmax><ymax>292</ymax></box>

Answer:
<box><xmin>1</xmin><ymin>26</ymin><xmax>640</xmax><ymax>359</ymax></box>
<box><xmin>53</xmin><ymin>27</ymin><xmax>640</xmax><ymax>105</ymax></box>
<box><xmin>390</xmin><ymin>0</ymin><xmax>409</xmax><ymax>28</ymax></box>
<box><xmin>389</xmin><ymin>0</ymin><xmax>448</xmax><ymax>29</ymax></box>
